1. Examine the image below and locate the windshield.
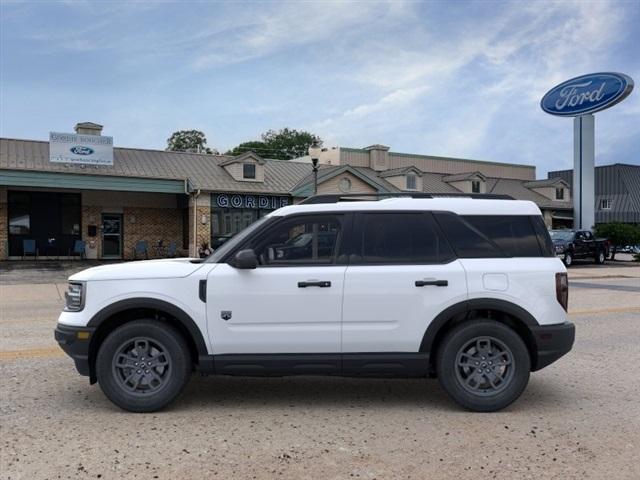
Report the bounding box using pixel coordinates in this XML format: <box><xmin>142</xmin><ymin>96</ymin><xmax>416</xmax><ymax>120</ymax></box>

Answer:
<box><xmin>549</xmin><ymin>230</ymin><xmax>574</xmax><ymax>241</ymax></box>
<box><xmin>206</xmin><ymin>216</ymin><xmax>272</xmax><ymax>263</ymax></box>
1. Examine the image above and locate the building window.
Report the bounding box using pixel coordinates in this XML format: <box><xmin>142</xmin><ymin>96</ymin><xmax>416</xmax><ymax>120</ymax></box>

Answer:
<box><xmin>339</xmin><ymin>177</ymin><xmax>352</xmax><ymax>192</ymax></box>
<box><xmin>471</xmin><ymin>180</ymin><xmax>481</xmax><ymax>193</ymax></box>
<box><xmin>600</xmin><ymin>199</ymin><xmax>612</xmax><ymax>210</ymax></box>
<box><xmin>243</xmin><ymin>163</ymin><xmax>256</xmax><ymax>179</ymax></box>
<box><xmin>555</xmin><ymin>188</ymin><xmax>564</xmax><ymax>200</ymax></box>
<box><xmin>8</xmin><ymin>192</ymin><xmax>30</xmax><ymax>234</ymax></box>
<box><xmin>406</xmin><ymin>174</ymin><xmax>417</xmax><ymax>190</ymax></box>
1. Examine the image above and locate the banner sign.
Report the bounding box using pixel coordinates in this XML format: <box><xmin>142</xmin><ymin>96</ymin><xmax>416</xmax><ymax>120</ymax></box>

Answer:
<box><xmin>49</xmin><ymin>132</ymin><xmax>114</xmax><ymax>166</ymax></box>
<box><xmin>540</xmin><ymin>72</ymin><xmax>634</xmax><ymax>117</ymax></box>
<box><xmin>213</xmin><ymin>193</ymin><xmax>290</xmax><ymax>210</ymax></box>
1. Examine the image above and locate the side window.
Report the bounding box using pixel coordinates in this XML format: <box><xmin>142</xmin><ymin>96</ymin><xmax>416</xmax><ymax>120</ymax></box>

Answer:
<box><xmin>251</xmin><ymin>216</ymin><xmax>342</xmax><ymax>266</ymax></box>
<box><xmin>433</xmin><ymin>212</ymin><xmax>502</xmax><ymax>258</ymax></box>
<box><xmin>462</xmin><ymin>215</ymin><xmax>542</xmax><ymax>257</ymax></box>
<box><xmin>358</xmin><ymin>213</ymin><xmax>454</xmax><ymax>264</ymax></box>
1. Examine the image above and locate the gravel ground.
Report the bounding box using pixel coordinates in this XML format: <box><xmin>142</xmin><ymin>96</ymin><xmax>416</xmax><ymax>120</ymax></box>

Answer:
<box><xmin>1</xmin><ymin>264</ymin><xmax>639</xmax><ymax>479</ymax></box>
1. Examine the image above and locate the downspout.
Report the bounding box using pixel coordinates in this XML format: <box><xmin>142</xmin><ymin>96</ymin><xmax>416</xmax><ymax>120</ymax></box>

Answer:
<box><xmin>192</xmin><ymin>189</ymin><xmax>201</xmax><ymax>258</ymax></box>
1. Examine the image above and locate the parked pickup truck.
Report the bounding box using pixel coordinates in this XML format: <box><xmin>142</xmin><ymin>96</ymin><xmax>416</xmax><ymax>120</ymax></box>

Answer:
<box><xmin>549</xmin><ymin>230</ymin><xmax>609</xmax><ymax>267</ymax></box>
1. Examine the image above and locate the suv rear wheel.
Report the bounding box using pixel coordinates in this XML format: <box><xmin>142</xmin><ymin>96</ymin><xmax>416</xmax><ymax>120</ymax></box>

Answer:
<box><xmin>436</xmin><ymin>320</ymin><xmax>530</xmax><ymax>412</ymax></box>
<box><xmin>595</xmin><ymin>250</ymin><xmax>606</xmax><ymax>264</ymax></box>
<box><xmin>96</xmin><ymin>320</ymin><xmax>191</xmax><ymax>412</ymax></box>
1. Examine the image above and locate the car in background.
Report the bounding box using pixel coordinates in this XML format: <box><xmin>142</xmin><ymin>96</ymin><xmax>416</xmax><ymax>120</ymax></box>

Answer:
<box><xmin>550</xmin><ymin>230</ymin><xmax>609</xmax><ymax>266</ymax></box>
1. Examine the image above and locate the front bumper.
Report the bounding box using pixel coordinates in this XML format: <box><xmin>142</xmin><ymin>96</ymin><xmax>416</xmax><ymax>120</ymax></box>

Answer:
<box><xmin>54</xmin><ymin>324</ymin><xmax>96</xmax><ymax>377</ymax></box>
<box><xmin>530</xmin><ymin>321</ymin><xmax>575</xmax><ymax>371</ymax></box>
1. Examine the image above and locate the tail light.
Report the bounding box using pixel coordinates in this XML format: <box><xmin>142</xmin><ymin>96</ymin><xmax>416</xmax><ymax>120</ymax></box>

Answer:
<box><xmin>555</xmin><ymin>272</ymin><xmax>568</xmax><ymax>312</ymax></box>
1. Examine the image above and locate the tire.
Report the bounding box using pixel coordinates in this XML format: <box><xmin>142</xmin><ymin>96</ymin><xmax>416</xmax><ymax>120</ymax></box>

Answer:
<box><xmin>96</xmin><ymin>320</ymin><xmax>191</xmax><ymax>412</ymax></box>
<box><xmin>436</xmin><ymin>320</ymin><xmax>530</xmax><ymax>412</ymax></box>
<box><xmin>563</xmin><ymin>252</ymin><xmax>573</xmax><ymax>267</ymax></box>
<box><xmin>595</xmin><ymin>250</ymin><xmax>606</xmax><ymax>264</ymax></box>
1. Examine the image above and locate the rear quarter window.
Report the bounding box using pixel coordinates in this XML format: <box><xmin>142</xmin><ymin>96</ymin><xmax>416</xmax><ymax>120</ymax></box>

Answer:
<box><xmin>462</xmin><ymin>215</ymin><xmax>542</xmax><ymax>257</ymax></box>
<box><xmin>434</xmin><ymin>213</ymin><xmax>552</xmax><ymax>258</ymax></box>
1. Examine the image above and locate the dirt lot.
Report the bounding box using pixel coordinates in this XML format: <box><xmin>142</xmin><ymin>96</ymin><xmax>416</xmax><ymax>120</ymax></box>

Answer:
<box><xmin>1</xmin><ymin>261</ymin><xmax>639</xmax><ymax>479</ymax></box>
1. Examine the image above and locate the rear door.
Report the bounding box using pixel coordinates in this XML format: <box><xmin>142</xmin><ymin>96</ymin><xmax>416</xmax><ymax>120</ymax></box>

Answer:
<box><xmin>341</xmin><ymin>212</ymin><xmax>467</xmax><ymax>353</ymax></box>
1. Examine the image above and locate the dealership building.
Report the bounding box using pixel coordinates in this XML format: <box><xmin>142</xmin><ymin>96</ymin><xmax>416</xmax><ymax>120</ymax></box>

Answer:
<box><xmin>1</xmin><ymin>122</ymin><xmax>578</xmax><ymax>261</ymax></box>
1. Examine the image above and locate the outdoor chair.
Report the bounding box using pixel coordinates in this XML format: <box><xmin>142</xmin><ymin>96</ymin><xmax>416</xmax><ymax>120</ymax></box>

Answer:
<box><xmin>133</xmin><ymin>240</ymin><xmax>149</xmax><ymax>260</ymax></box>
<box><xmin>69</xmin><ymin>240</ymin><xmax>86</xmax><ymax>260</ymax></box>
<box><xmin>166</xmin><ymin>241</ymin><xmax>178</xmax><ymax>258</ymax></box>
<box><xmin>22</xmin><ymin>239</ymin><xmax>38</xmax><ymax>260</ymax></box>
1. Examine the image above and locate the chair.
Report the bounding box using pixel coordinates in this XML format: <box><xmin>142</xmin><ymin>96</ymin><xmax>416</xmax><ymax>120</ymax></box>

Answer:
<box><xmin>69</xmin><ymin>240</ymin><xmax>86</xmax><ymax>260</ymax></box>
<box><xmin>166</xmin><ymin>241</ymin><xmax>178</xmax><ymax>258</ymax></box>
<box><xmin>22</xmin><ymin>239</ymin><xmax>38</xmax><ymax>260</ymax></box>
<box><xmin>134</xmin><ymin>240</ymin><xmax>149</xmax><ymax>260</ymax></box>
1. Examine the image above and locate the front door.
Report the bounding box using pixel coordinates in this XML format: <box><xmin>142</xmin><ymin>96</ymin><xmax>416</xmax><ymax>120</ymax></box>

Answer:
<box><xmin>207</xmin><ymin>214</ymin><xmax>348</xmax><ymax>355</ymax></box>
<box><xmin>341</xmin><ymin>212</ymin><xmax>468</xmax><ymax>353</ymax></box>
<box><xmin>102</xmin><ymin>214</ymin><xmax>123</xmax><ymax>259</ymax></box>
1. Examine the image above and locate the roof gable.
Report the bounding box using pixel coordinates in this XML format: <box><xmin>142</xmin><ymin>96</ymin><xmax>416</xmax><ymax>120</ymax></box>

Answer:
<box><xmin>443</xmin><ymin>171</ymin><xmax>487</xmax><ymax>183</ymax></box>
<box><xmin>218</xmin><ymin>151</ymin><xmax>266</xmax><ymax>166</ymax></box>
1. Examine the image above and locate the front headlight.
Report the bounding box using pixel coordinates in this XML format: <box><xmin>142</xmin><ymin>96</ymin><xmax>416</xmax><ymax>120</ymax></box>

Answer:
<box><xmin>555</xmin><ymin>245</ymin><xmax>564</xmax><ymax>253</ymax></box>
<box><xmin>64</xmin><ymin>282</ymin><xmax>85</xmax><ymax>312</ymax></box>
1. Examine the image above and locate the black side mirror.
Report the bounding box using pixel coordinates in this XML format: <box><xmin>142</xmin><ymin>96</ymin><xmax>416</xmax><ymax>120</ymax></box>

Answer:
<box><xmin>230</xmin><ymin>249</ymin><xmax>258</xmax><ymax>269</ymax></box>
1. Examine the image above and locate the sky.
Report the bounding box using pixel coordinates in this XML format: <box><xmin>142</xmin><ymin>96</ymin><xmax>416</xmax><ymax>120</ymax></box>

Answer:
<box><xmin>1</xmin><ymin>0</ymin><xmax>639</xmax><ymax>178</ymax></box>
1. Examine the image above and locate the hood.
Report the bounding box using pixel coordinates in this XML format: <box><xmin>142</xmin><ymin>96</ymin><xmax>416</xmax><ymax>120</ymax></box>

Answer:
<box><xmin>69</xmin><ymin>258</ymin><xmax>206</xmax><ymax>282</ymax></box>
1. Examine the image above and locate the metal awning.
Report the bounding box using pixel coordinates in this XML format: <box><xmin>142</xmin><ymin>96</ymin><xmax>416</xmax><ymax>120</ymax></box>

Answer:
<box><xmin>0</xmin><ymin>169</ymin><xmax>188</xmax><ymax>194</ymax></box>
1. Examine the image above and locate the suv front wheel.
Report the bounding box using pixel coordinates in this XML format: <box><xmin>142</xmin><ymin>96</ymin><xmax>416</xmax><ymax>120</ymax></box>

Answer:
<box><xmin>96</xmin><ymin>320</ymin><xmax>191</xmax><ymax>412</ymax></box>
<box><xmin>436</xmin><ymin>320</ymin><xmax>530</xmax><ymax>412</ymax></box>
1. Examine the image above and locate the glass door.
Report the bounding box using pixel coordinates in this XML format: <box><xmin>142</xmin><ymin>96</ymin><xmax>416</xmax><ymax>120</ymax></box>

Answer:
<box><xmin>102</xmin><ymin>214</ymin><xmax>123</xmax><ymax>259</ymax></box>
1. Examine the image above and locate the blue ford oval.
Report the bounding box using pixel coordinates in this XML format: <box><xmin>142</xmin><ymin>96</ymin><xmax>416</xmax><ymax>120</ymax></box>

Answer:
<box><xmin>541</xmin><ymin>72</ymin><xmax>634</xmax><ymax>116</ymax></box>
<box><xmin>70</xmin><ymin>146</ymin><xmax>95</xmax><ymax>155</ymax></box>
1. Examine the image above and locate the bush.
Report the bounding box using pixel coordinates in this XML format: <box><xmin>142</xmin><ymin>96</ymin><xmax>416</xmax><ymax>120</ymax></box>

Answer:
<box><xmin>593</xmin><ymin>223</ymin><xmax>640</xmax><ymax>260</ymax></box>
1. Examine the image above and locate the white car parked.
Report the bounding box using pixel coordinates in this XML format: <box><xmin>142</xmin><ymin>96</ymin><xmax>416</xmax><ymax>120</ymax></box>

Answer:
<box><xmin>56</xmin><ymin>195</ymin><xmax>574</xmax><ymax>412</ymax></box>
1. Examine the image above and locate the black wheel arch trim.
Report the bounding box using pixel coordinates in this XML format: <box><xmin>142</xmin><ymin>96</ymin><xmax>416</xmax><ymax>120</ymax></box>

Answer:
<box><xmin>419</xmin><ymin>298</ymin><xmax>538</xmax><ymax>354</ymax></box>
<box><xmin>86</xmin><ymin>298</ymin><xmax>209</xmax><ymax>358</ymax></box>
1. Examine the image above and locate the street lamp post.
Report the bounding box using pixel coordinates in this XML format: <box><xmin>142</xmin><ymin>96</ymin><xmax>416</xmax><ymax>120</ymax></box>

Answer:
<box><xmin>308</xmin><ymin>140</ymin><xmax>322</xmax><ymax>195</ymax></box>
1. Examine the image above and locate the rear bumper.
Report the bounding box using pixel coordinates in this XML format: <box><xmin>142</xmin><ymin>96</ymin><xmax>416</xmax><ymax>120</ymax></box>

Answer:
<box><xmin>54</xmin><ymin>324</ymin><xmax>95</xmax><ymax>377</ymax></box>
<box><xmin>530</xmin><ymin>321</ymin><xmax>575</xmax><ymax>371</ymax></box>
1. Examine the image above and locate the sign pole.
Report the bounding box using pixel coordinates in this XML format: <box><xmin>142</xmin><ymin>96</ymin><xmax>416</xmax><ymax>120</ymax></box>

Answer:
<box><xmin>572</xmin><ymin>115</ymin><xmax>595</xmax><ymax>229</ymax></box>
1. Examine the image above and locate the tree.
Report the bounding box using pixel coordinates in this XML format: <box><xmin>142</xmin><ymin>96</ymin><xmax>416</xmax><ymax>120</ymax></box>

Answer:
<box><xmin>594</xmin><ymin>222</ymin><xmax>640</xmax><ymax>260</ymax></box>
<box><xmin>226</xmin><ymin>128</ymin><xmax>321</xmax><ymax>160</ymax></box>
<box><xmin>166</xmin><ymin>130</ymin><xmax>217</xmax><ymax>154</ymax></box>
<box><xmin>225</xmin><ymin>141</ymin><xmax>268</xmax><ymax>157</ymax></box>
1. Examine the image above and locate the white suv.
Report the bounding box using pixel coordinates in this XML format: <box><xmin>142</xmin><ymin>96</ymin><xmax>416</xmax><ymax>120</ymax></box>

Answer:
<box><xmin>55</xmin><ymin>195</ymin><xmax>574</xmax><ymax>412</ymax></box>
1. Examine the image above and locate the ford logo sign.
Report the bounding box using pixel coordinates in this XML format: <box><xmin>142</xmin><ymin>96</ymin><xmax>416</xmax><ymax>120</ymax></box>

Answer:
<box><xmin>70</xmin><ymin>146</ymin><xmax>95</xmax><ymax>155</ymax></box>
<box><xmin>541</xmin><ymin>72</ymin><xmax>633</xmax><ymax>117</ymax></box>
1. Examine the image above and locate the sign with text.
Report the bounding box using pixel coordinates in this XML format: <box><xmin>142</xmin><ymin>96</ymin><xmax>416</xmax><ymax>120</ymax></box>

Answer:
<box><xmin>49</xmin><ymin>132</ymin><xmax>114</xmax><ymax>166</ymax></box>
<box><xmin>213</xmin><ymin>193</ymin><xmax>289</xmax><ymax>210</ymax></box>
<box><xmin>540</xmin><ymin>72</ymin><xmax>633</xmax><ymax>117</ymax></box>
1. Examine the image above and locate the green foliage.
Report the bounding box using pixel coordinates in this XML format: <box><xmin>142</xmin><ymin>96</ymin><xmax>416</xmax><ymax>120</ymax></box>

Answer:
<box><xmin>594</xmin><ymin>222</ymin><xmax>640</xmax><ymax>260</ymax></box>
<box><xmin>226</xmin><ymin>128</ymin><xmax>321</xmax><ymax>160</ymax></box>
<box><xmin>225</xmin><ymin>141</ymin><xmax>269</xmax><ymax>157</ymax></box>
<box><xmin>166</xmin><ymin>130</ymin><xmax>216</xmax><ymax>154</ymax></box>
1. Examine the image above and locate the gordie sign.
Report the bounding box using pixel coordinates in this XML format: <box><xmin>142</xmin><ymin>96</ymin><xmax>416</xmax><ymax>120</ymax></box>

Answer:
<box><xmin>541</xmin><ymin>72</ymin><xmax>633</xmax><ymax>116</ymax></box>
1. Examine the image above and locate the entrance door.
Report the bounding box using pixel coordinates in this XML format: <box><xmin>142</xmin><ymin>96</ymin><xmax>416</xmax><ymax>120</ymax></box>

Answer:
<box><xmin>102</xmin><ymin>214</ymin><xmax>123</xmax><ymax>259</ymax></box>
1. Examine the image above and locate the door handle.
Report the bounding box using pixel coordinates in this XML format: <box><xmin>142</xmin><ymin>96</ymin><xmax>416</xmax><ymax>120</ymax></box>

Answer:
<box><xmin>298</xmin><ymin>280</ymin><xmax>331</xmax><ymax>288</ymax></box>
<box><xmin>415</xmin><ymin>279</ymin><xmax>448</xmax><ymax>287</ymax></box>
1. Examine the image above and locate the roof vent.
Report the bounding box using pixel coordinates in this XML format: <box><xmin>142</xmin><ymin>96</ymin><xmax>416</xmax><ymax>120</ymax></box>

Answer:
<box><xmin>74</xmin><ymin>122</ymin><xmax>103</xmax><ymax>136</ymax></box>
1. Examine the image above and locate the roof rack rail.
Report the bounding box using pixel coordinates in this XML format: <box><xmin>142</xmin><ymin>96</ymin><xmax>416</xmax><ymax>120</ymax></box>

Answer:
<box><xmin>299</xmin><ymin>192</ymin><xmax>514</xmax><ymax>205</ymax></box>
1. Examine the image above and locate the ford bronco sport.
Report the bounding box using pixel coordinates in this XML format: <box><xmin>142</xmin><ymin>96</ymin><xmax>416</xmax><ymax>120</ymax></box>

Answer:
<box><xmin>55</xmin><ymin>195</ymin><xmax>574</xmax><ymax>412</ymax></box>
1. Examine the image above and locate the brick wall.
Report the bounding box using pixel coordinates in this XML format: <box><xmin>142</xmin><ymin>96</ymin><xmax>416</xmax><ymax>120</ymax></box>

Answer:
<box><xmin>188</xmin><ymin>193</ymin><xmax>212</xmax><ymax>257</ymax></box>
<box><xmin>0</xmin><ymin>188</ymin><xmax>7</xmax><ymax>260</ymax></box>
<box><xmin>123</xmin><ymin>206</ymin><xmax>184</xmax><ymax>260</ymax></box>
<box><xmin>81</xmin><ymin>205</ymin><xmax>103</xmax><ymax>259</ymax></box>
